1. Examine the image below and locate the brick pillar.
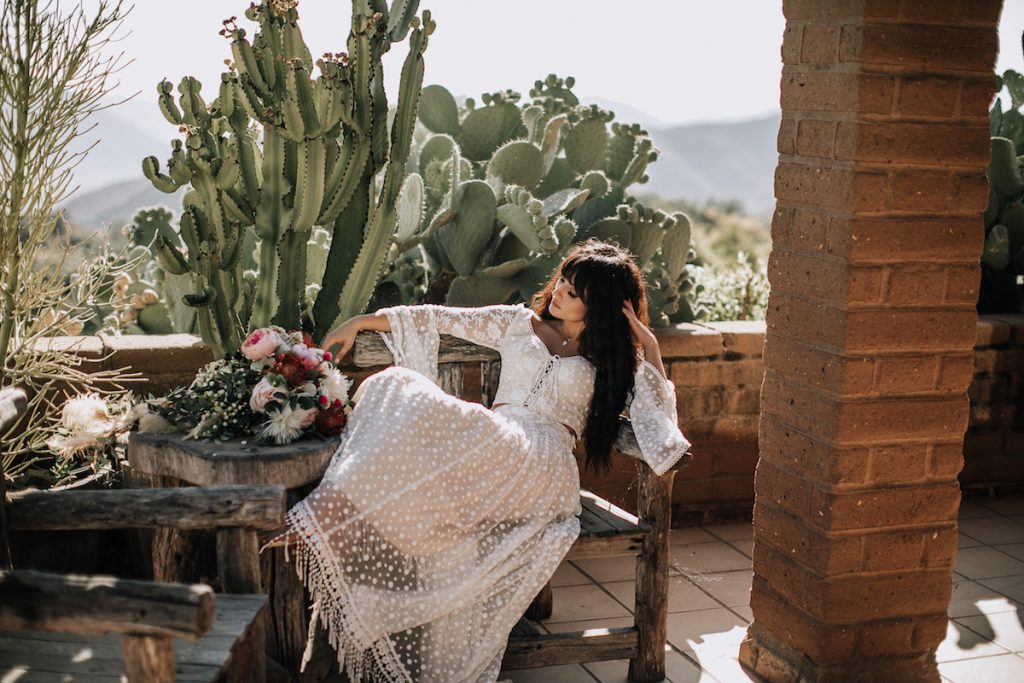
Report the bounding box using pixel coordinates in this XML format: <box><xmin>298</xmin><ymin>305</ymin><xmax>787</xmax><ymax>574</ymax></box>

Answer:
<box><xmin>739</xmin><ymin>1</ymin><xmax>1002</xmax><ymax>680</ymax></box>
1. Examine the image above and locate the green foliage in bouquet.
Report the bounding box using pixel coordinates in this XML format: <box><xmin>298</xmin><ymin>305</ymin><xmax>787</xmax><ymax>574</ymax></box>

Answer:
<box><xmin>140</xmin><ymin>0</ymin><xmax>435</xmax><ymax>356</ymax></box>
<box><xmin>384</xmin><ymin>75</ymin><xmax>697</xmax><ymax>327</ymax></box>
<box><xmin>149</xmin><ymin>356</ymin><xmax>263</xmax><ymax>441</ymax></box>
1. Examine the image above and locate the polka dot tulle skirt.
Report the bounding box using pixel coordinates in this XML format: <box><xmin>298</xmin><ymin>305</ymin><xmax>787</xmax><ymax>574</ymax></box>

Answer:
<box><xmin>283</xmin><ymin>365</ymin><xmax>582</xmax><ymax>683</ymax></box>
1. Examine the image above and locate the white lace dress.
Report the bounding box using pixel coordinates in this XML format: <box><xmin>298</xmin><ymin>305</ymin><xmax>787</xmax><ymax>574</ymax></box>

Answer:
<box><xmin>281</xmin><ymin>303</ymin><xmax>691</xmax><ymax>683</ymax></box>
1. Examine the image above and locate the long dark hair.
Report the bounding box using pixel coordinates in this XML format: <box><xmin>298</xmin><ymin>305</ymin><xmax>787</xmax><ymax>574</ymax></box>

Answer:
<box><xmin>531</xmin><ymin>239</ymin><xmax>649</xmax><ymax>474</ymax></box>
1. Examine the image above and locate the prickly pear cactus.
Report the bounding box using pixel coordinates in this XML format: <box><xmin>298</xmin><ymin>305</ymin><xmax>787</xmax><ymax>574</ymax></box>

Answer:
<box><xmin>392</xmin><ymin>74</ymin><xmax>696</xmax><ymax>325</ymax></box>
<box><xmin>140</xmin><ymin>0</ymin><xmax>435</xmax><ymax>354</ymax></box>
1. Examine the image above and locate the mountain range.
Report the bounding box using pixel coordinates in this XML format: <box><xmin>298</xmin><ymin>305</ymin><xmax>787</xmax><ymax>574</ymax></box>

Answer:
<box><xmin>61</xmin><ymin>100</ymin><xmax>780</xmax><ymax>232</ymax></box>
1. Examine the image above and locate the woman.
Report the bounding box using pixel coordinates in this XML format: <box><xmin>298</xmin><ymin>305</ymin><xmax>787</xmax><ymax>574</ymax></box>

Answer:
<box><xmin>270</xmin><ymin>239</ymin><xmax>691</xmax><ymax>683</ymax></box>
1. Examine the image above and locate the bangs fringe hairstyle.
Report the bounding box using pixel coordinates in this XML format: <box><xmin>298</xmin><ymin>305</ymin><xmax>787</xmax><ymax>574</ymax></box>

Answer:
<box><xmin>531</xmin><ymin>239</ymin><xmax>650</xmax><ymax>473</ymax></box>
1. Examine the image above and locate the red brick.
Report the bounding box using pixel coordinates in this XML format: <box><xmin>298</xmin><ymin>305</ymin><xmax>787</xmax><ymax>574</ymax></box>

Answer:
<box><xmin>783</xmin><ymin>0</ymin><xmax>874</xmax><ymax>20</ymax></box>
<box><xmin>885</xmin><ymin>264</ymin><xmax>949</xmax><ymax>306</ymax></box>
<box><xmin>874</xmin><ymin>356</ymin><xmax>939</xmax><ymax>394</ymax></box>
<box><xmin>850</xmin><ymin>172</ymin><xmax>893</xmax><ymax>213</ymax></box>
<box><xmin>834</xmin><ymin>216</ymin><xmax>984</xmax><ymax>262</ymax></box>
<box><xmin>748</xmin><ymin>579</ymin><xmax>857</xmax><ymax>663</ymax></box>
<box><xmin>902</xmin><ymin>0</ymin><xmax>966</xmax><ymax>24</ymax></box>
<box><xmin>843</xmin><ymin>309</ymin><xmax>979</xmax><ymax>354</ymax></box>
<box><xmin>813</xmin><ymin>482</ymin><xmax>961</xmax><ymax>530</ymax></box>
<box><xmin>770</xmin><ymin>205</ymin><xmax>832</xmax><ymax>254</ymax></box>
<box><xmin>922</xmin><ymin>526</ymin><xmax>958</xmax><ymax>568</ymax></box>
<box><xmin>944</xmin><ymin>264</ymin><xmax>981</xmax><ymax>305</ymax></box>
<box><xmin>836</xmin><ymin>397</ymin><xmax>970</xmax><ymax>443</ymax></box>
<box><xmin>928</xmin><ymin>442</ymin><xmax>964</xmax><ymax>479</ymax></box>
<box><xmin>913</xmin><ymin>614</ymin><xmax>951</xmax><ymax>651</ymax></box>
<box><xmin>781</xmin><ymin>69</ymin><xmax>894</xmax><ymax>114</ymax></box>
<box><xmin>758</xmin><ymin>543</ymin><xmax>952</xmax><ymax>620</ymax></box>
<box><xmin>954</xmin><ymin>172</ymin><xmax>991</xmax><ymax>213</ymax></box>
<box><xmin>760</xmin><ymin>460</ymin><xmax>814</xmax><ymax>518</ymax></box>
<box><xmin>897</xmin><ymin>76</ymin><xmax>960</xmax><ymax>118</ymax></box>
<box><xmin>711</xmin><ymin>477</ymin><xmax>756</xmax><ymax>502</ymax></box>
<box><xmin>764</xmin><ymin>333</ymin><xmax>875</xmax><ymax>397</ymax></box>
<box><xmin>891</xmin><ymin>171</ymin><xmax>957</xmax><ymax>212</ymax></box>
<box><xmin>767</xmin><ymin>250</ymin><xmax>849</xmax><ymax>302</ymax></box>
<box><xmin>764</xmin><ymin>295</ymin><xmax>846</xmax><ymax>352</ymax></box>
<box><xmin>868</xmin><ymin>443</ymin><xmax>929</xmax><ymax>484</ymax></box>
<box><xmin>937</xmin><ymin>352</ymin><xmax>975</xmax><ymax>392</ymax></box>
<box><xmin>801</xmin><ymin>25</ymin><xmax>841</xmax><ymax>64</ymax></box>
<box><xmin>825</xmin><ymin>569</ymin><xmax>953</xmax><ymax>620</ymax></box>
<box><xmin>777</xmin><ymin>116</ymin><xmax>797</xmax><ymax>155</ymax></box>
<box><xmin>759</xmin><ymin>413</ymin><xmax>870</xmax><ymax>485</ymax></box>
<box><xmin>862</xmin><ymin>530</ymin><xmax>924</xmax><ymax>571</ymax></box>
<box><xmin>841</xmin><ymin>24</ymin><xmax>998</xmax><ymax>73</ymax></box>
<box><xmin>960</xmin><ymin>76</ymin><xmax>999</xmax><ymax>117</ymax></box>
<box><xmin>753</xmin><ymin>506</ymin><xmax>862</xmax><ymax>576</ymax></box>
<box><xmin>835</xmin><ymin>121</ymin><xmax>991</xmax><ymax>167</ymax></box>
<box><xmin>781</xmin><ymin>24</ymin><xmax>803</xmax><ymax>65</ymax></box>
<box><xmin>760</xmin><ymin>372</ymin><xmax>839</xmax><ymax>439</ymax></box>
<box><xmin>714</xmin><ymin>446</ymin><xmax>759</xmax><ymax>476</ymax></box>
<box><xmin>795</xmin><ymin>118</ymin><xmax>837</xmax><ymax>158</ymax></box>
<box><xmin>856</xmin><ymin>620</ymin><xmax>915</xmax><ymax>657</ymax></box>
<box><xmin>964</xmin><ymin>0</ymin><xmax>1004</xmax><ymax>24</ymax></box>
<box><xmin>775</xmin><ymin>162</ymin><xmax>855</xmax><ymax>209</ymax></box>
<box><xmin>675</xmin><ymin>448</ymin><xmax>712</xmax><ymax>481</ymax></box>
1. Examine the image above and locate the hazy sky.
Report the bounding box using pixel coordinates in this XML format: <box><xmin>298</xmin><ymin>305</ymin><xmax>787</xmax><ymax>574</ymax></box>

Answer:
<box><xmin>102</xmin><ymin>1</ymin><xmax>1024</xmax><ymax>130</ymax></box>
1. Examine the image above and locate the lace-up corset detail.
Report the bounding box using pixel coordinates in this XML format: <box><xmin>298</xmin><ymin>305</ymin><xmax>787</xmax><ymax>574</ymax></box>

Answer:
<box><xmin>490</xmin><ymin>306</ymin><xmax>595</xmax><ymax>437</ymax></box>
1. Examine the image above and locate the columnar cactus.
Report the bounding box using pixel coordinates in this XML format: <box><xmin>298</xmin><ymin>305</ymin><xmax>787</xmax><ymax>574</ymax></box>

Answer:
<box><xmin>393</xmin><ymin>74</ymin><xmax>695</xmax><ymax>325</ymax></box>
<box><xmin>141</xmin><ymin>0</ymin><xmax>434</xmax><ymax>355</ymax></box>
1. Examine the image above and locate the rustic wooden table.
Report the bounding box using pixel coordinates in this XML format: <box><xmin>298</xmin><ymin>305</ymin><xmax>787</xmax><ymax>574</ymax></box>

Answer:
<box><xmin>127</xmin><ymin>431</ymin><xmax>341</xmax><ymax>679</ymax></box>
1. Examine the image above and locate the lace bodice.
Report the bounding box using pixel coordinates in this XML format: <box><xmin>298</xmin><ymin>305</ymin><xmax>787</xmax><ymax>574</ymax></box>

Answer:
<box><xmin>376</xmin><ymin>303</ymin><xmax>691</xmax><ymax>475</ymax></box>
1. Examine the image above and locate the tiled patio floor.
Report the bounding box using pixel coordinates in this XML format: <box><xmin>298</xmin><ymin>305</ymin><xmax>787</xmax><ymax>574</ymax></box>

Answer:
<box><xmin>499</xmin><ymin>497</ymin><xmax>1024</xmax><ymax>682</ymax></box>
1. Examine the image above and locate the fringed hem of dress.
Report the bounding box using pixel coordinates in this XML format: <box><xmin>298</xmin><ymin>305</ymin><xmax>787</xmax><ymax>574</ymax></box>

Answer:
<box><xmin>286</xmin><ymin>498</ymin><xmax>414</xmax><ymax>683</ymax></box>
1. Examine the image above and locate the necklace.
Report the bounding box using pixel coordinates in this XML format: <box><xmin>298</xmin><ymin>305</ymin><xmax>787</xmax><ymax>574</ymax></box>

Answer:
<box><xmin>557</xmin><ymin>323</ymin><xmax>581</xmax><ymax>347</ymax></box>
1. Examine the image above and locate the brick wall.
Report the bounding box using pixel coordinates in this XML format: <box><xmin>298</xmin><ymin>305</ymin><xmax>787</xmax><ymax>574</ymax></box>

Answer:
<box><xmin>962</xmin><ymin>315</ymin><xmax>1024</xmax><ymax>492</ymax></box>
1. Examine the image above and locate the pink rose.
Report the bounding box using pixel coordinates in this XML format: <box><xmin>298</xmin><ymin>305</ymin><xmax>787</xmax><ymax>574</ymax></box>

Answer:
<box><xmin>249</xmin><ymin>377</ymin><xmax>283</xmax><ymax>412</ymax></box>
<box><xmin>242</xmin><ymin>328</ymin><xmax>281</xmax><ymax>361</ymax></box>
<box><xmin>298</xmin><ymin>407</ymin><xmax>318</xmax><ymax>428</ymax></box>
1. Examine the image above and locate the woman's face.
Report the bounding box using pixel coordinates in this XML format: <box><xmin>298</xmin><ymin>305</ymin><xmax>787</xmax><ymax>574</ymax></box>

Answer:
<box><xmin>549</xmin><ymin>274</ymin><xmax>587</xmax><ymax>323</ymax></box>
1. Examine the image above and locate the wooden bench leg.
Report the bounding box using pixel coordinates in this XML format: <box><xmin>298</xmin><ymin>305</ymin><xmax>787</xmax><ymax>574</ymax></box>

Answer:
<box><xmin>628</xmin><ymin>468</ymin><xmax>676</xmax><ymax>682</ymax></box>
<box><xmin>217</xmin><ymin>528</ymin><xmax>266</xmax><ymax>683</ymax></box>
<box><xmin>525</xmin><ymin>581</ymin><xmax>553</xmax><ymax>620</ymax></box>
<box><xmin>123</xmin><ymin>634</ymin><xmax>175</xmax><ymax>683</ymax></box>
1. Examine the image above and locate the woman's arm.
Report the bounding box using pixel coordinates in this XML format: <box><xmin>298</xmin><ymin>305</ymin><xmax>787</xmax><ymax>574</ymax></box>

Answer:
<box><xmin>622</xmin><ymin>300</ymin><xmax>668</xmax><ymax>380</ymax></box>
<box><xmin>322</xmin><ymin>311</ymin><xmax>392</xmax><ymax>359</ymax></box>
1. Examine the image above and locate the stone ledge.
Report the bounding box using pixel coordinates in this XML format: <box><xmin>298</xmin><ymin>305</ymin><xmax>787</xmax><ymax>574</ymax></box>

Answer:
<box><xmin>699</xmin><ymin>320</ymin><xmax>767</xmax><ymax>358</ymax></box>
<box><xmin>655</xmin><ymin>323</ymin><xmax>725</xmax><ymax>359</ymax></box>
<box><xmin>980</xmin><ymin>314</ymin><xmax>1024</xmax><ymax>346</ymax></box>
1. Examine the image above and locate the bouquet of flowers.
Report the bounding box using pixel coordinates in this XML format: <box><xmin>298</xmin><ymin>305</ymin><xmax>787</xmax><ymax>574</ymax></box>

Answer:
<box><xmin>143</xmin><ymin>327</ymin><xmax>353</xmax><ymax>445</ymax></box>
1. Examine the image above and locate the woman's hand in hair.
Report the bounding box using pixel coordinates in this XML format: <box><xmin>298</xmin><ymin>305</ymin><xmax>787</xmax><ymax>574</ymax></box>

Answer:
<box><xmin>622</xmin><ymin>300</ymin><xmax>667</xmax><ymax>379</ymax></box>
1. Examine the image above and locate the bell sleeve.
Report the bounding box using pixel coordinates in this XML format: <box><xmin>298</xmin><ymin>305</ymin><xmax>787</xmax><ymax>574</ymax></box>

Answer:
<box><xmin>628</xmin><ymin>359</ymin><xmax>692</xmax><ymax>476</ymax></box>
<box><xmin>375</xmin><ymin>303</ymin><xmax>524</xmax><ymax>385</ymax></box>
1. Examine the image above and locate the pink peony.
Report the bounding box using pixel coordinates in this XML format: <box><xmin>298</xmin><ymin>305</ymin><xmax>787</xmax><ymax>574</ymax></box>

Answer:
<box><xmin>250</xmin><ymin>377</ymin><xmax>283</xmax><ymax>412</ymax></box>
<box><xmin>242</xmin><ymin>328</ymin><xmax>281</xmax><ymax>361</ymax></box>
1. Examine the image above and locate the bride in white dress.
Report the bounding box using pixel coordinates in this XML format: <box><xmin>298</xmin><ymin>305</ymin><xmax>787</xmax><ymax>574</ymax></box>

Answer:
<box><xmin>271</xmin><ymin>239</ymin><xmax>691</xmax><ymax>682</ymax></box>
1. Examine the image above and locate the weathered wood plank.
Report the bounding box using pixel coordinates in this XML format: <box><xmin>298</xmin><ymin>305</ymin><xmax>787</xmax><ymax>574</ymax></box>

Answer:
<box><xmin>8</xmin><ymin>485</ymin><xmax>286</xmax><ymax>532</ymax></box>
<box><xmin>565</xmin><ymin>534</ymin><xmax>647</xmax><ymax>561</ymax></box>
<box><xmin>438</xmin><ymin>362</ymin><xmax>464</xmax><ymax>398</ymax></box>
<box><xmin>580</xmin><ymin>491</ymin><xmax>645</xmax><ymax>533</ymax></box>
<box><xmin>481</xmin><ymin>360</ymin><xmax>502</xmax><ymax>407</ymax></box>
<box><xmin>127</xmin><ymin>432</ymin><xmax>339</xmax><ymax>488</ymax></box>
<box><xmin>353</xmin><ymin>331</ymin><xmax>500</xmax><ymax>367</ymax></box>
<box><xmin>123</xmin><ymin>634</ymin><xmax>174</xmax><ymax>683</ymax></box>
<box><xmin>628</xmin><ymin>468</ymin><xmax>677</xmax><ymax>682</ymax></box>
<box><xmin>0</xmin><ymin>570</ymin><xmax>213</xmax><ymax>641</ymax></box>
<box><xmin>502</xmin><ymin>627</ymin><xmax>639</xmax><ymax>668</ymax></box>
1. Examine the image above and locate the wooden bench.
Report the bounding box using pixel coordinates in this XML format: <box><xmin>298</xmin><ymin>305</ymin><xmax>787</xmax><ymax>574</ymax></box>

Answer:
<box><xmin>354</xmin><ymin>331</ymin><xmax>692</xmax><ymax>682</ymax></box>
<box><xmin>0</xmin><ymin>568</ymin><xmax>266</xmax><ymax>682</ymax></box>
<box><xmin>1</xmin><ymin>484</ymin><xmax>286</xmax><ymax>682</ymax></box>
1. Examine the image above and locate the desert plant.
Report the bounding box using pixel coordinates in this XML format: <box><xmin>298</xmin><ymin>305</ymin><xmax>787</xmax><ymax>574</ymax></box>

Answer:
<box><xmin>389</xmin><ymin>75</ymin><xmax>697</xmax><ymax>326</ymax></box>
<box><xmin>0</xmin><ymin>0</ymin><xmax>138</xmax><ymax>477</ymax></box>
<box><xmin>141</xmin><ymin>0</ymin><xmax>436</xmax><ymax>355</ymax></box>
<box><xmin>691</xmin><ymin>252</ymin><xmax>769</xmax><ymax>322</ymax></box>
